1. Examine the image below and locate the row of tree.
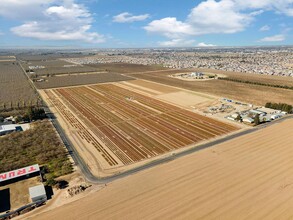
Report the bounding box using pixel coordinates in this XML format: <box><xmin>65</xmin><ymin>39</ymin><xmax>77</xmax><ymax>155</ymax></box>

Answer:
<box><xmin>0</xmin><ymin>121</ymin><xmax>73</xmax><ymax>186</ymax></box>
<box><xmin>265</xmin><ymin>102</ymin><xmax>293</xmax><ymax>113</ymax></box>
<box><xmin>218</xmin><ymin>77</ymin><xmax>293</xmax><ymax>90</ymax></box>
<box><xmin>0</xmin><ymin>106</ymin><xmax>46</xmax><ymax>123</ymax></box>
<box><xmin>0</xmin><ymin>99</ymin><xmax>43</xmax><ymax>111</ymax></box>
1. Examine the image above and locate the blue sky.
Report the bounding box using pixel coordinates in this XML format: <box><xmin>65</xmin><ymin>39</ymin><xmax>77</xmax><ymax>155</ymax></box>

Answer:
<box><xmin>0</xmin><ymin>0</ymin><xmax>292</xmax><ymax>48</ymax></box>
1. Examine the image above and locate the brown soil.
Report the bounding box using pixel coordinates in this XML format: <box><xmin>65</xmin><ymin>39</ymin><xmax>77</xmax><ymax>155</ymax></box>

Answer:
<box><xmin>34</xmin><ymin>72</ymin><xmax>134</xmax><ymax>89</ymax></box>
<box><xmin>194</xmin><ymin>68</ymin><xmax>293</xmax><ymax>87</ymax></box>
<box><xmin>128</xmin><ymin>70</ymin><xmax>293</xmax><ymax>106</ymax></box>
<box><xmin>28</xmin><ymin>118</ymin><xmax>293</xmax><ymax>220</ymax></box>
<box><xmin>0</xmin><ymin>177</ymin><xmax>39</xmax><ymax>213</ymax></box>
<box><xmin>41</xmin><ymin>82</ymin><xmax>239</xmax><ymax>177</ymax></box>
<box><xmin>86</xmin><ymin>63</ymin><xmax>166</xmax><ymax>73</ymax></box>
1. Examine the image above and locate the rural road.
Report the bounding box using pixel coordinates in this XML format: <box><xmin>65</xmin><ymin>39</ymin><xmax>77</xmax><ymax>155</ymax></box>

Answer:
<box><xmin>17</xmin><ymin>60</ymin><xmax>293</xmax><ymax>184</ymax></box>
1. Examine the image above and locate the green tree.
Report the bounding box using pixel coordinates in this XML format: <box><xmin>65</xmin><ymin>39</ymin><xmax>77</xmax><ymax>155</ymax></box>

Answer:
<box><xmin>235</xmin><ymin>114</ymin><xmax>241</xmax><ymax>121</ymax></box>
<box><xmin>254</xmin><ymin>114</ymin><xmax>260</xmax><ymax>125</ymax></box>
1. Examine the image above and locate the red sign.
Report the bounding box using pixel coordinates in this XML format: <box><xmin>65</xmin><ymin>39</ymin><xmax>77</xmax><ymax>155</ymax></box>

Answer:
<box><xmin>0</xmin><ymin>164</ymin><xmax>40</xmax><ymax>182</ymax></box>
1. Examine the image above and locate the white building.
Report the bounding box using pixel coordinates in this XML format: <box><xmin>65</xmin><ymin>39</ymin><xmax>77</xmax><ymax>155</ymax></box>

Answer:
<box><xmin>242</xmin><ymin>117</ymin><xmax>254</xmax><ymax>124</ymax></box>
<box><xmin>0</xmin><ymin>124</ymin><xmax>30</xmax><ymax>136</ymax></box>
<box><xmin>29</xmin><ymin>185</ymin><xmax>47</xmax><ymax>203</ymax></box>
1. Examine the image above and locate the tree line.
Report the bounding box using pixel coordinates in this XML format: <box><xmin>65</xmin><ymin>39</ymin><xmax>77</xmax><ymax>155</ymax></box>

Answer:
<box><xmin>218</xmin><ymin>77</ymin><xmax>293</xmax><ymax>90</ymax></box>
<box><xmin>0</xmin><ymin>99</ymin><xmax>43</xmax><ymax>111</ymax></box>
<box><xmin>265</xmin><ymin>102</ymin><xmax>293</xmax><ymax>113</ymax></box>
<box><xmin>0</xmin><ymin>106</ymin><xmax>46</xmax><ymax>123</ymax></box>
<box><xmin>0</xmin><ymin>120</ymin><xmax>73</xmax><ymax>186</ymax></box>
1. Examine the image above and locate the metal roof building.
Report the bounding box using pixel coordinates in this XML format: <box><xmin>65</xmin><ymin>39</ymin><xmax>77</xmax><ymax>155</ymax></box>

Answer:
<box><xmin>0</xmin><ymin>123</ymin><xmax>30</xmax><ymax>136</ymax></box>
<box><xmin>29</xmin><ymin>184</ymin><xmax>47</xmax><ymax>203</ymax></box>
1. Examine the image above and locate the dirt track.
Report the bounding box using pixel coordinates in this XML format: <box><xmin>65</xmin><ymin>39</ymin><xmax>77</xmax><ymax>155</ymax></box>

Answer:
<box><xmin>29</xmin><ymin>118</ymin><xmax>293</xmax><ymax>220</ymax></box>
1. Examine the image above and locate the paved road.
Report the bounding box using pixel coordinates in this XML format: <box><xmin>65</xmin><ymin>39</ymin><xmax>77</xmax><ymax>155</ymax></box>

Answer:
<box><xmin>17</xmin><ymin>60</ymin><xmax>293</xmax><ymax>184</ymax></box>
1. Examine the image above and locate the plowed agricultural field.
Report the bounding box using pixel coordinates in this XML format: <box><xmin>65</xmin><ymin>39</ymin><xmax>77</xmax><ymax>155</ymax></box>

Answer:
<box><xmin>44</xmin><ymin>83</ymin><xmax>238</xmax><ymax>173</ymax></box>
<box><xmin>29</xmin><ymin>118</ymin><xmax>293</xmax><ymax>220</ymax></box>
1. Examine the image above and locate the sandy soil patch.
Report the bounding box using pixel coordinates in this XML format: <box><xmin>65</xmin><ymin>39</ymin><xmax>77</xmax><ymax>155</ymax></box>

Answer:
<box><xmin>156</xmin><ymin>91</ymin><xmax>216</xmax><ymax>107</ymax></box>
<box><xmin>0</xmin><ymin>177</ymin><xmax>39</xmax><ymax>213</ymax></box>
<box><xmin>126</xmin><ymin>79</ymin><xmax>179</xmax><ymax>93</ymax></box>
<box><xmin>17</xmin><ymin>172</ymin><xmax>104</xmax><ymax>220</ymax></box>
<box><xmin>28</xmin><ymin>118</ymin><xmax>293</xmax><ymax>220</ymax></box>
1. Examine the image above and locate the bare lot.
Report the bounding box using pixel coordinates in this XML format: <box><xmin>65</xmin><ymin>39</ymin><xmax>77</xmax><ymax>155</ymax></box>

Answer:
<box><xmin>23</xmin><ymin>60</ymin><xmax>73</xmax><ymax>69</ymax></box>
<box><xmin>0</xmin><ymin>177</ymin><xmax>39</xmax><ymax>213</ymax></box>
<box><xmin>34</xmin><ymin>73</ymin><xmax>134</xmax><ymax>89</ymax></box>
<box><xmin>127</xmin><ymin>70</ymin><xmax>293</xmax><ymax>106</ymax></box>
<box><xmin>195</xmin><ymin>68</ymin><xmax>293</xmax><ymax>87</ymax></box>
<box><xmin>86</xmin><ymin>63</ymin><xmax>166</xmax><ymax>73</ymax></box>
<box><xmin>29</xmin><ymin>118</ymin><xmax>293</xmax><ymax>220</ymax></box>
<box><xmin>33</xmin><ymin>66</ymin><xmax>99</xmax><ymax>76</ymax></box>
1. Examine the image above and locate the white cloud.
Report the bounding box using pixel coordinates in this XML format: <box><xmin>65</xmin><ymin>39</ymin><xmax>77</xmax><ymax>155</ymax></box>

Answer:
<box><xmin>187</xmin><ymin>0</ymin><xmax>253</xmax><ymax>34</ymax></box>
<box><xmin>113</xmin><ymin>12</ymin><xmax>149</xmax><ymax>23</ymax></box>
<box><xmin>145</xmin><ymin>0</ymin><xmax>293</xmax><ymax>40</ymax></box>
<box><xmin>158</xmin><ymin>39</ymin><xmax>196</xmax><ymax>47</ymax></box>
<box><xmin>145</xmin><ymin>0</ymin><xmax>255</xmax><ymax>38</ymax></box>
<box><xmin>145</xmin><ymin>17</ymin><xmax>194</xmax><ymax>38</ymax></box>
<box><xmin>11</xmin><ymin>22</ymin><xmax>105</xmax><ymax>43</ymax></box>
<box><xmin>234</xmin><ymin>0</ymin><xmax>293</xmax><ymax>16</ymax></box>
<box><xmin>1</xmin><ymin>0</ymin><xmax>105</xmax><ymax>43</ymax></box>
<box><xmin>197</xmin><ymin>42</ymin><xmax>216</xmax><ymax>47</ymax></box>
<box><xmin>0</xmin><ymin>0</ymin><xmax>55</xmax><ymax>20</ymax></box>
<box><xmin>260</xmin><ymin>34</ymin><xmax>285</xmax><ymax>42</ymax></box>
<box><xmin>259</xmin><ymin>25</ymin><xmax>271</xmax><ymax>31</ymax></box>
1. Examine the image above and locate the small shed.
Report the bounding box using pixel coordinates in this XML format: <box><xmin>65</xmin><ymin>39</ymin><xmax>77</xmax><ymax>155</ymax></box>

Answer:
<box><xmin>29</xmin><ymin>184</ymin><xmax>47</xmax><ymax>203</ymax></box>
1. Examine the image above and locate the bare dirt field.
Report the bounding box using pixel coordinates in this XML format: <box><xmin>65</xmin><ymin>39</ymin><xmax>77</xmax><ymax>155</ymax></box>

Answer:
<box><xmin>127</xmin><ymin>70</ymin><xmax>293</xmax><ymax>106</ymax></box>
<box><xmin>33</xmin><ymin>66</ymin><xmax>99</xmax><ymax>76</ymax></box>
<box><xmin>85</xmin><ymin>63</ymin><xmax>166</xmax><ymax>73</ymax></box>
<box><xmin>0</xmin><ymin>177</ymin><xmax>39</xmax><ymax>214</ymax></box>
<box><xmin>157</xmin><ymin>91</ymin><xmax>215</xmax><ymax>108</ymax></box>
<box><xmin>194</xmin><ymin>68</ymin><xmax>293</xmax><ymax>87</ymax></box>
<box><xmin>23</xmin><ymin>60</ymin><xmax>73</xmax><ymax>69</ymax></box>
<box><xmin>125</xmin><ymin>79</ymin><xmax>179</xmax><ymax>94</ymax></box>
<box><xmin>41</xmin><ymin>82</ymin><xmax>238</xmax><ymax>176</ymax></box>
<box><xmin>29</xmin><ymin>118</ymin><xmax>293</xmax><ymax>220</ymax></box>
<box><xmin>34</xmin><ymin>73</ymin><xmax>134</xmax><ymax>89</ymax></box>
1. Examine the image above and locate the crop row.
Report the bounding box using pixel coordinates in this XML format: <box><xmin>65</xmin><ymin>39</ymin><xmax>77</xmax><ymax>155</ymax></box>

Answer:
<box><xmin>45</xmin><ymin>90</ymin><xmax>119</xmax><ymax>166</ymax></box>
<box><xmin>0</xmin><ymin>62</ymin><xmax>39</xmax><ymax>107</ymax></box>
<box><xmin>50</xmin><ymin>84</ymin><xmax>239</xmax><ymax>166</ymax></box>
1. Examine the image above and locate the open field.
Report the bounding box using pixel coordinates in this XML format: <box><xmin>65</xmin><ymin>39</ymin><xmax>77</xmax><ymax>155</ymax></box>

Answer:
<box><xmin>85</xmin><ymin>63</ymin><xmax>166</xmax><ymax>73</ymax></box>
<box><xmin>29</xmin><ymin>118</ymin><xmax>293</xmax><ymax>220</ymax></box>
<box><xmin>42</xmin><ymin>83</ymin><xmax>238</xmax><ymax>175</ymax></box>
<box><xmin>0</xmin><ymin>56</ymin><xmax>16</xmax><ymax>62</ymax></box>
<box><xmin>127</xmin><ymin>70</ymin><xmax>293</xmax><ymax>106</ymax></box>
<box><xmin>0</xmin><ymin>62</ymin><xmax>39</xmax><ymax>109</ymax></box>
<box><xmin>0</xmin><ymin>177</ymin><xmax>39</xmax><ymax>214</ymax></box>
<box><xmin>17</xmin><ymin>54</ymin><xmax>89</xmax><ymax>62</ymax></box>
<box><xmin>23</xmin><ymin>60</ymin><xmax>73</xmax><ymax>69</ymax></box>
<box><xmin>194</xmin><ymin>68</ymin><xmax>293</xmax><ymax>87</ymax></box>
<box><xmin>32</xmin><ymin>66</ymin><xmax>99</xmax><ymax>76</ymax></box>
<box><xmin>34</xmin><ymin>73</ymin><xmax>134</xmax><ymax>89</ymax></box>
